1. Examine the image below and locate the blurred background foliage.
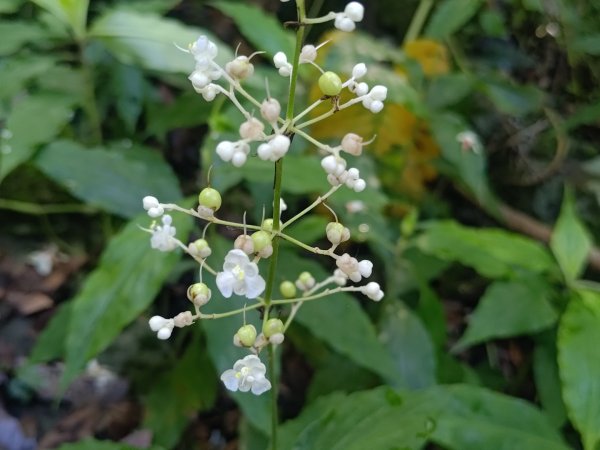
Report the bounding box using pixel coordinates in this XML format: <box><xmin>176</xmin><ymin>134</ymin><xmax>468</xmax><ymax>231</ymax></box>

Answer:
<box><xmin>1</xmin><ymin>0</ymin><xmax>600</xmax><ymax>449</ymax></box>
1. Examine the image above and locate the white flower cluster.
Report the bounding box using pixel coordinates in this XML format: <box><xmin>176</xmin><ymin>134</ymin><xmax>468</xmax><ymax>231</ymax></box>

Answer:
<box><xmin>334</xmin><ymin>2</ymin><xmax>364</xmax><ymax>32</ymax></box>
<box><xmin>188</xmin><ymin>36</ymin><xmax>221</xmax><ymax>101</ymax></box>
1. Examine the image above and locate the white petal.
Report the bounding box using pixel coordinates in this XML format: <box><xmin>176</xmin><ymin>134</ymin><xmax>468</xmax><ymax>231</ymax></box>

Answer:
<box><xmin>216</xmin><ymin>271</ymin><xmax>234</xmax><ymax>298</ymax></box>
<box><xmin>245</xmin><ymin>274</ymin><xmax>266</xmax><ymax>299</ymax></box>
<box><xmin>220</xmin><ymin>369</ymin><xmax>240</xmax><ymax>391</ymax></box>
<box><xmin>251</xmin><ymin>377</ymin><xmax>272</xmax><ymax>395</ymax></box>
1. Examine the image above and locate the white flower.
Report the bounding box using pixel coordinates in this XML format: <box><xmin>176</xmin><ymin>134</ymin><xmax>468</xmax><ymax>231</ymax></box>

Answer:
<box><xmin>362</xmin><ymin>282</ymin><xmax>384</xmax><ymax>301</ymax></box>
<box><xmin>334</xmin><ymin>2</ymin><xmax>364</xmax><ymax>32</ymax></box>
<box><xmin>257</xmin><ymin>134</ymin><xmax>290</xmax><ymax>161</ymax></box>
<box><xmin>216</xmin><ymin>249</ymin><xmax>266</xmax><ymax>299</ymax></box>
<box><xmin>456</xmin><ymin>130</ymin><xmax>482</xmax><ymax>154</ymax></box>
<box><xmin>362</xmin><ymin>85</ymin><xmax>387</xmax><ymax>113</ymax></box>
<box><xmin>149</xmin><ymin>315</ymin><xmax>175</xmax><ymax>340</ymax></box>
<box><xmin>216</xmin><ymin>140</ymin><xmax>250</xmax><ymax>167</ymax></box>
<box><xmin>273</xmin><ymin>51</ymin><xmax>292</xmax><ymax>76</ymax></box>
<box><xmin>150</xmin><ymin>215</ymin><xmax>177</xmax><ymax>252</ymax></box>
<box><xmin>220</xmin><ymin>355</ymin><xmax>271</xmax><ymax>395</ymax></box>
<box><xmin>188</xmin><ymin>36</ymin><xmax>221</xmax><ymax>92</ymax></box>
<box><xmin>143</xmin><ymin>195</ymin><xmax>164</xmax><ymax>217</ymax></box>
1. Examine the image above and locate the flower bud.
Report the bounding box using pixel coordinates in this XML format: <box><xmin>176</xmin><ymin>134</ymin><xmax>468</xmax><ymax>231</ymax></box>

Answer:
<box><xmin>345</xmin><ymin>2</ymin><xmax>364</xmax><ymax>22</ymax></box>
<box><xmin>149</xmin><ymin>315</ymin><xmax>169</xmax><ymax>332</ymax></box>
<box><xmin>352</xmin><ymin>63</ymin><xmax>367</xmax><ymax>79</ymax></box>
<box><xmin>174</xmin><ymin>311</ymin><xmax>194</xmax><ymax>327</ymax></box>
<box><xmin>370</xmin><ymin>85</ymin><xmax>388</xmax><ymax>101</ymax></box>
<box><xmin>326</xmin><ymin>222</ymin><xmax>351</xmax><ymax>245</ymax></box>
<box><xmin>280</xmin><ymin>281</ymin><xmax>297</xmax><ymax>298</ymax></box>
<box><xmin>143</xmin><ymin>196</ymin><xmax>159</xmax><ymax>210</ymax></box>
<box><xmin>296</xmin><ymin>271</ymin><xmax>315</xmax><ymax>290</ymax></box>
<box><xmin>216</xmin><ymin>140</ymin><xmax>235</xmax><ymax>161</ymax></box>
<box><xmin>187</xmin><ymin>282</ymin><xmax>211</xmax><ymax>306</ymax></box>
<box><xmin>318</xmin><ymin>71</ymin><xmax>343</xmax><ymax>96</ymax></box>
<box><xmin>300</xmin><ymin>44</ymin><xmax>317</xmax><ymax>63</ymax></box>
<box><xmin>257</xmin><ymin>244</ymin><xmax>273</xmax><ymax>258</ymax></box>
<box><xmin>225</xmin><ymin>56</ymin><xmax>254</xmax><ymax>80</ymax></box>
<box><xmin>333</xmin><ymin>269</ymin><xmax>348</xmax><ymax>286</ymax></box>
<box><xmin>263</xmin><ymin>318</ymin><xmax>284</xmax><ymax>338</ymax></box>
<box><xmin>262</xmin><ymin>219</ymin><xmax>274</xmax><ymax>232</ymax></box>
<box><xmin>261</xmin><ymin>98</ymin><xmax>281</xmax><ymax>123</ymax></box>
<box><xmin>358</xmin><ymin>259</ymin><xmax>373</xmax><ymax>278</ymax></box>
<box><xmin>236</xmin><ymin>324</ymin><xmax>257</xmax><ymax>347</ymax></box>
<box><xmin>341</xmin><ymin>133</ymin><xmax>364</xmax><ymax>156</ymax></box>
<box><xmin>251</xmin><ymin>230</ymin><xmax>272</xmax><ymax>253</ymax></box>
<box><xmin>198</xmin><ymin>187</ymin><xmax>222</xmax><ymax>211</ymax></box>
<box><xmin>234</xmin><ymin>234</ymin><xmax>255</xmax><ymax>254</ymax></box>
<box><xmin>157</xmin><ymin>327</ymin><xmax>172</xmax><ymax>340</ymax></box>
<box><xmin>188</xmin><ymin>238</ymin><xmax>212</xmax><ymax>258</ymax></box>
<box><xmin>269</xmin><ymin>333</ymin><xmax>285</xmax><ymax>345</ymax></box>
<box><xmin>239</xmin><ymin>117</ymin><xmax>264</xmax><ymax>140</ymax></box>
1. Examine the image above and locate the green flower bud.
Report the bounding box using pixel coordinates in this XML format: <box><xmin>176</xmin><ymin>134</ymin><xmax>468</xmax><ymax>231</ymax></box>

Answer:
<box><xmin>188</xmin><ymin>238</ymin><xmax>211</xmax><ymax>258</ymax></box>
<box><xmin>236</xmin><ymin>324</ymin><xmax>257</xmax><ymax>347</ymax></box>
<box><xmin>198</xmin><ymin>187</ymin><xmax>222</xmax><ymax>211</ymax></box>
<box><xmin>187</xmin><ymin>282</ymin><xmax>211</xmax><ymax>306</ymax></box>
<box><xmin>251</xmin><ymin>230</ymin><xmax>272</xmax><ymax>252</ymax></box>
<box><xmin>326</xmin><ymin>222</ymin><xmax>350</xmax><ymax>245</ymax></box>
<box><xmin>262</xmin><ymin>218</ymin><xmax>274</xmax><ymax>232</ymax></box>
<box><xmin>279</xmin><ymin>281</ymin><xmax>297</xmax><ymax>298</ymax></box>
<box><xmin>318</xmin><ymin>71</ymin><xmax>342</xmax><ymax>96</ymax></box>
<box><xmin>263</xmin><ymin>318</ymin><xmax>284</xmax><ymax>338</ymax></box>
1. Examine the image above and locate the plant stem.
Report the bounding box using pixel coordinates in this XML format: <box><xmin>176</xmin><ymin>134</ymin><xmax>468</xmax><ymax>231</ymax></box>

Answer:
<box><xmin>264</xmin><ymin>2</ymin><xmax>307</xmax><ymax>448</ymax></box>
<box><xmin>403</xmin><ymin>0</ymin><xmax>434</xmax><ymax>44</ymax></box>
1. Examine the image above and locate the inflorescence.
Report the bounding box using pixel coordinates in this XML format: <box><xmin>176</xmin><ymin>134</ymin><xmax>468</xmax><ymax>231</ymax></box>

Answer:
<box><xmin>142</xmin><ymin>0</ymin><xmax>386</xmax><ymax>395</ymax></box>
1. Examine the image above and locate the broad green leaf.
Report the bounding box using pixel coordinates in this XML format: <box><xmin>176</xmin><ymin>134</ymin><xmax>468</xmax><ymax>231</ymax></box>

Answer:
<box><xmin>108</xmin><ymin>63</ymin><xmax>145</xmax><ymax>133</ymax></box>
<box><xmin>550</xmin><ymin>189</ymin><xmax>592</xmax><ymax>282</ymax></box>
<box><xmin>454</xmin><ymin>278</ymin><xmax>558</xmax><ymax>350</ymax></box>
<box><xmin>481</xmin><ymin>78</ymin><xmax>545</xmax><ymax>116</ymax></box>
<box><xmin>278</xmin><ymin>387</ymin><xmax>433</xmax><ymax>450</ymax></box>
<box><xmin>408</xmin><ymin>385</ymin><xmax>569</xmax><ymax>450</ymax></box>
<box><xmin>571</xmin><ymin>34</ymin><xmax>600</xmax><ymax>55</ymax></box>
<box><xmin>143</xmin><ymin>336</ymin><xmax>217</xmax><ymax>448</ymax></box>
<box><xmin>425</xmin><ymin>0</ymin><xmax>483</xmax><ymax>39</ymax></box>
<box><xmin>558</xmin><ymin>290</ymin><xmax>600</xmax><ymax>450</ymax></box>
<box><xmin>56</xmin><ymin>439</ymin><xmax>164</xmax><ymax>450</ymax></box>
<box><xmin>28</xmin><ymin>302</ymin><xmax>72</xmax><ymax>363</ymax></box>
<box><xmin>379</xmin><ymin>301</ymin><xmax>436</xmax><ymax>389</ymax></box>
<box><xmin>112</xmin><ymin>0</ymin><xmax>180</xmax><ymax>14</ymax></box>
<box><xmin>61</xmin><ymin>212</ymin><xmax>193</xmax><ymax>385</ymax></box>
<box><xmin>1</xmin><ymin>94</ymin><xmax>74</xmax><ymax>181</ymax></box>
<box><xmin>0</xmin><ymin>21</ymin><xmax>47</xmax><ymax>55</ymax></box>
<box><xmin>146</xmin><ymin>92</ymin><xmax>212</xmax><ymax>139</ymax></box>
<box><xmin>415</xmin><ymin>220</ymin><xmax>556</xmax><ymax>278</ymax></box>
<box><xmin>0</xmin><ymin>0</ymin><xmax>24</xmax><ymax>13</ymax></box>
<box><xmin>533</xmin><ymin>334</ymin><xmax>567</xmax><ymax>428</ymax></box>
<box><xmin>90</xmin><ymin>9</ymin><xmax>232</xmax><ymax>73</ymax></box>
<box><xmin>277</xmin><ymin>248</ymin><xmax>399</xmax><ymax>383</ymax></box>
<box><xmin>210</xmin><ymin>1</ymin><xmax>294</xmax><ymax>57</ymax></box>
<box><xmin>36</xmin><ymin>65</ymin><xmax>85</xmax><ymax>98</ymax></box>
<box><xmin>31</xmin><ymin>0</ymin><xmax>88</xmax><ymax>39</ymax></box>
<box><xmin>429</xmin><ymin>112</ymin><xmax>495</xmax><ymax>205</ymax></box>
<box><xmin>416</xmin><ymin>282</ymin><xmax>446</xmax><ymax>349</ymax></box>
<box><xmin>426</xmin><ymin>73</ymin><xmax>474</xmax><ymax>109</ymax></box>
<box><xmin>35</xmin><ymin>140</ymin><xmax>182</xmax><ymax>218</ymax></box>
<box><xmin>0</xmin><ymin>56</ymin><xmax>56</xmax><ymax>99</ymax></box>
<box><xmin>200</xmin><ymin>236</ymin><xmax>271</xmax><ymax>435</ymax></box>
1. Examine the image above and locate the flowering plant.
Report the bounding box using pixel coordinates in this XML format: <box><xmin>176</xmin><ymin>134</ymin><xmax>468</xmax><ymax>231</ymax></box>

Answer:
<box><xmin>141</xmin><ymin>0</ymin><xmax>386</xmax><ymax>446</ymax></box>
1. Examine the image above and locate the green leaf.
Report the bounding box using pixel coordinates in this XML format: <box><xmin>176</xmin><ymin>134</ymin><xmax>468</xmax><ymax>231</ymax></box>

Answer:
<box><xmin>416</xmin><ymin>282</ymin><xmax>446</xmax><ymax>349</ymax></box>
<box><xmin>415</xmin><ymin>220</ymin><xmax>556</xmax><ymax>278</ymax></box>
<box><xmin>571</xmin><ymin>34</ymin><xmax>600</xmax><ymax>55</ymax></box>
<box><xmin>429</xmin><ymin>112</ymin><xmax>495</xmax><ymax>205</ymax></box>
<box><xmin>56</xmin><ymin>439</ymin><xmax>164</xmax><ymax>450</ymax></box>
<box><xmin>278</xmin><ymin>387</ymin><xmax>433</xmax><ymax>450</ymax></box>
<box><xmin>89</xmin><ymin>9</ymin><xmax>232</xmax><ymax>73</ymax></box>
<box><xmin>210</xmin><ymin>1</ymin><xmax>294</xmax><ymax>57</ymax></box>
<box><xmin>481</xmin><ymin>78</ymin><xmax>545</xmax><ymax>116</ymax></box>
<box><xmin>31</xmin><ymin>0</ymin><xmax>88</xmax><ymax>39</ymax></box>
<box><xmin>0</xmin><ymin>0</ymin><xmax>24</xmax><ymax>14</ymax></box>
<box><xmin>277</xmin><ymin>249</ymin><xmax>399</xmax><ymax>384</ymax></box>
<box><xmin>379</xmin><ymin>301</ymin><xmax>436</xmax><ymax>389</ymax></box>
<box><xmin>35</xmin><ymin>140</ymin><xmax>182</xmax><ymax>218</ymax></box>
<box><xmin>28</xmin><ymin>302</ymin><xmax>72</xmax><ymax>363</ymax></box>
<box><xmin>426</xmin><ymin>73</ymin><xmax>474</xmax><ymax>109</ymax></box>
<box><xmin>1</xmin><ymin>93</ymin><xmax>74</xmax><ymax>181</ymax></box>
<box><xmin>409</xmin><ymin>384</ymin><xmax>570</xmax><ymax>450</ymax></box>
<box><xmin>558</xmin><ymin>289</ymin><xmax>600</xmax><ymax>450</ymax></box>
<box><xmin>143</xmin><ymin>335</ymin><xmax>217</xmax><ymax>448</ymax></box>
<box><xmin>425</xmin><ymin>0</ymin><xmax>484</xmax><ymax>39</ymax></box>
<box><xmin>146</xmin><ymin>92</ymin><xmax>212</xmax><ymax>139</ymax></box>
<box><xmin>454</xmin><ymin>278</ymin><xmax>558</xmax><ymax>350</ymax></box>
<box><xmin>108</xmin><ymin>63</ymin><xmax>145</xmax><ymax>133</ymax></box>
<box><xmin>285</xmin><ymin>215</ymin><xmax>329</xmax><ymax>245</ymax></box>
<box><xmin>533</xmin><ymin>334</ymin><xmax>567</xmax><ymax>428</ymax></box>
<box><xmin>61</xmin><ymin>212</ymin><xmax>193</xmax><ymax>385</ymax></box>
<box><xmin>0</xmin><ymin>21</ymin><xmax>47</xmax><ymax>55</ymax></box>
<box><xmin>0</xmin><ymin>56</ymin><xmax>56</xmax><ymax>99</ymax></box>
<box><xmin>550</xmin><ymin>189</ymin><xmax>592</xmax><ymax>282</ymax></box>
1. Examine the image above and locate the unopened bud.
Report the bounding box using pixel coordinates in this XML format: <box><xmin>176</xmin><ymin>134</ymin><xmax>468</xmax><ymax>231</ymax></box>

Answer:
<box><xmin>236</xmin><ymin>324</ymin><xmax>257</xmax><ymax>347</ymax></box>
<box><xmin>279</xmin><ymin>281</ymin><xmax>297</xmax><ymax>298</ymax></box>
<box><xmin>187</xmin><ymin>283</ymin><xmax>211</xmax><ymax>307</ymax></box>
<box><xmin>341</xmin><ymin>133</ymin><xmax>364</xmax><ymax>156</ymax></box>
<box><xmin>326</xmin><ymin>222</ymin><xmax>351</xmax><ymax>245</ymax></box>
<box><xmin>173</xmin><ymin>311</ymin><xmax>194</xmax><ymax>327</ymax></box>
<box><xmin>198</xmin><ymin>187</ymin><xmax>222</xmax><ymax>211</ymax></box>
<box><xmin>251</xmin><ymin>230</ymin><xmax>272</xmax><ymax>253</ymax></box>
<box><xmin>234</xmin><ymin>234</ymin><xmax>255</xmax><ymax>254</ymax></box>
<box><xmin>239</xmin><ymin>117</ymin><xmax>264</xmax><ymax>140</ymax></box>
<box><xmin>261</xmin><ymin>218</ymin><xmax>274</xmax><ymax>232</ymax></box>
<box><xmin>296</xmin><ymin>271</ymin><xmax>315</xmax><ymax>290</ymax></box>
<box><xmin>269</xmin><ymin>333</ymin><xmax>285</xmax><ymax>345</ymax></box>
<box><xmin>188</xmin><ymin>238</ymin><xmax>212</xmax><ymax>258</ymax></box>
<box><xmin>319</xmin><ymin>71</ymin><xmax>343</xmax><ymax>96</ymax></box>
<box><xmin>225</xmin><ymin>56</ymin><xmax>254</xmax><ymax>80</ymax></box>
<box><xmin>261</xmin><ymin>98</ymin><xmax>281</xmax><ymax>123</ymax></box>
<box><xmin>263</xmin><ymin>318</ymin><xmax>284</xmax><ymax>338</ymax></box>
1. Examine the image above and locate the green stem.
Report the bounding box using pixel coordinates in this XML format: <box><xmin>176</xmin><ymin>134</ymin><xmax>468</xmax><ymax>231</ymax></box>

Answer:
<box><xmin>265</xmin><ymin>3</ymin><xmax>307</xmax><ymax>449</ymax></box>
<box><xmin>403</xmin><ymin>0</ymin><xmax>434</xmax><ymax>44</ymax></box>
